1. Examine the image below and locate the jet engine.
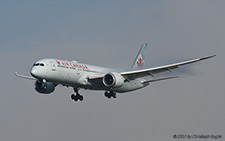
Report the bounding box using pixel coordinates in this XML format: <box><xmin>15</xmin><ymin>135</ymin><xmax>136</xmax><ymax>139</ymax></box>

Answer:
<box><xmin>103</xmin><ymin>72</ymin><xmax>124</xmax><ymax>88</ymax></box>
<box><xmin>34</xmin><ymin>80</ymin><xmax>55</xmax><ymax>94</ymax></box>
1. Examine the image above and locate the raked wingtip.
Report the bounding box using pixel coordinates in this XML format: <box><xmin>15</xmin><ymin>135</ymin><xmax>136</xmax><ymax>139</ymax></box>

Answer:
<box><xmin>200</xmin><ymin>54</ymin><xmax>217</xmax><ymax>60</ymax></box>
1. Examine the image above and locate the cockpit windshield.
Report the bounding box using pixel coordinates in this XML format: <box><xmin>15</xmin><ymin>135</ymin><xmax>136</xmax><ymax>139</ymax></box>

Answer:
<box><xmin>33</xmin><ymin>63</ymin><xmax>45</xmax><ymax>66</ymax></box>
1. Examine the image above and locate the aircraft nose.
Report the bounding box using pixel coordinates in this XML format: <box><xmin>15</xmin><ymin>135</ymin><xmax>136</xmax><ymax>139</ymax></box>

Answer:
<box><xmin>30</xmin><ymin>67</ymin><xmax>39</xmax><ymax>77</ymax></box>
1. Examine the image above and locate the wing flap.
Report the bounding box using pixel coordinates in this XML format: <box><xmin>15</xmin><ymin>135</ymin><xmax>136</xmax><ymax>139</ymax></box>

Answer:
<box><xmin>141</xmin><ymin>76</ymin><xmax>179</xmax><ymax>83</ymax></box>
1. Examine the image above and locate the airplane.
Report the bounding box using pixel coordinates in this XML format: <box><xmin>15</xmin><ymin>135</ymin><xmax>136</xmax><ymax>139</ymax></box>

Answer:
<box><xmin>15</xmin><ymin>43</ymin><xmax>216</xmax><ymax>102</ymax></box>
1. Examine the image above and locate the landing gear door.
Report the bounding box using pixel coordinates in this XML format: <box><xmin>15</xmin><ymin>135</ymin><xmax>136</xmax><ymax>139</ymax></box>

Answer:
<box><xmin>50</xmin><ymin>62</ymin><xmax>56</xmax><ymax>71</ymax></box>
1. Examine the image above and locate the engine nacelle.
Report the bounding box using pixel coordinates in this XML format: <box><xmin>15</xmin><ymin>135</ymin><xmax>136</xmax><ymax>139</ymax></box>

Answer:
<box><xmin>34</xmin><ymin>80</ymin><xmax>55</xmax><ymax>94</ymax></box>
<box><xmin>103</xmin><ymin>72</ymin><xmax>124</xmax><ymax>88</ymax></box>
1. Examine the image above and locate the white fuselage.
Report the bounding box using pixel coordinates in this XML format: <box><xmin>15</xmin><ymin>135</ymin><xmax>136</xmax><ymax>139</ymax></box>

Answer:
<box><xmin>30</xmin><ymin>58</ymin><xmax>148</xmax><ymax>93</ymax></box>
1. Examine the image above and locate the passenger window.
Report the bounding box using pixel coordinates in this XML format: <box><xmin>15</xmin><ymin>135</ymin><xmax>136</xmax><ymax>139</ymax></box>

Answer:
<box><xmin>40</xmin><ymin>63</ymin><xmax>44</xmax><ymax>66</ymax></box>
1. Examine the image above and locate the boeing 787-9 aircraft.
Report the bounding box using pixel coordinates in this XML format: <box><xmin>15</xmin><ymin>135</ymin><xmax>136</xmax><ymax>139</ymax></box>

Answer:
<box><xmin>15</xmin><ymin>43</ymin><xmax>216</xmax><ymax>102</ymax></box>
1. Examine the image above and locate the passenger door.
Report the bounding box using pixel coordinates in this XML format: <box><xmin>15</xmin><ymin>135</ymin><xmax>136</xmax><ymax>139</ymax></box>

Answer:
<box><xmin>50</xmin><ymin>62</ymin><xmax>56</xmax><ymax>71</ymax></box>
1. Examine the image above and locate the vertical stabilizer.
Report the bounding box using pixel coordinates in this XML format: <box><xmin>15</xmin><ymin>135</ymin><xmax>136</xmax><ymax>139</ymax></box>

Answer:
<box><xmin>132</xmin><ymin>43</ymin><xmax>147</xmax><ymax>70</ymax></box>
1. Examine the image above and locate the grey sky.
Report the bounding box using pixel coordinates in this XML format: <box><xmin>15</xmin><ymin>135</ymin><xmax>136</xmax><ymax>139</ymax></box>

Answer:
<box><xmin>0</xmin><ymin>1</ymin><xmax>225</xmax><ymax>141</ymax></box>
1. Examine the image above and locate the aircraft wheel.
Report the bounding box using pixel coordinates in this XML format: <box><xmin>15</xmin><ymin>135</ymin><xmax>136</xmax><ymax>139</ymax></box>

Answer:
<box><xmin>104</xmin><ymin>92</ymin><xmax>108</xmax><ymax>97</ymax></box>
<box><xmin>79</xmin><ymin>95</ymin><xmax>84</xmax><ymax>101</ymax></box>
<box><xmin>112</xmin><ymin>93</ymin><xmax>117</xmax><ymax>98</ymax></box>
<box><xmin>74</xmin><ymin>97</ymin><xmax>78</xmax><ymax>101</ymax></box>
<box><xmin>71</xmin><ymin>94</ymin><xmax>75</xmax><ymax>100</ymax></box>
<box><xmin>105</xmin><ymin>92</ymin><xmax>111</xmax><ymax>98</ymax></box>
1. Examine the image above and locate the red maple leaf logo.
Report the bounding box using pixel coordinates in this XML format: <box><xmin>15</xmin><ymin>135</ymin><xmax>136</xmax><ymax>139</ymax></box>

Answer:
<box><xmin>56</xmin><ymin>60</ymin><xmax>61</xmax><ymax>65</ymax></box>
<box><xmin>137</xmin><ymin>58</ymin><xmax>143</xmax><ymax>67</ymax></box>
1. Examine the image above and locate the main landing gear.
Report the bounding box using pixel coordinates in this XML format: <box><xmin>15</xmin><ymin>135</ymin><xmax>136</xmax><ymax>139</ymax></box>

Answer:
<box><xmin>104</xmin><ymin>91</ymin><xmax>117</xmax><ymax>99</ymax></box>
<box><xmin>71</xmin><ymin>88</ymin><xmax>83</xmax><ymax>101</ymax></box>
<box><xmin>70</xmin><ymin>88</ymin><xmax>117</xmax><ymax>101</ymax></box>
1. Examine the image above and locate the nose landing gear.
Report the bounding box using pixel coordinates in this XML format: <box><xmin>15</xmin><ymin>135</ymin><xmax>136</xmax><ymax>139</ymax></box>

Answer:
<box><xmin>71</xmin><ymin>88</ymin><xmax>83</xmax><ymax>102</ymax></box>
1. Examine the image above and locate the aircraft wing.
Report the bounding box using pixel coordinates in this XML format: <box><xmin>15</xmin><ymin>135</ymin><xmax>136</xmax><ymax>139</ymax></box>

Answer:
<box><xmin>14</xmin><ymin>72</ymin><xmax>37</xmax><ymax>80</ymax></box>
<box><xmin>120</xmin><ymin>55</ymin><xmax>216</xmax><ymax>81</ymax></box>
<box><xmin>87</xmin><ymin>54</ymin><xmax>216</xmax><ymax>83</ymax></box>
